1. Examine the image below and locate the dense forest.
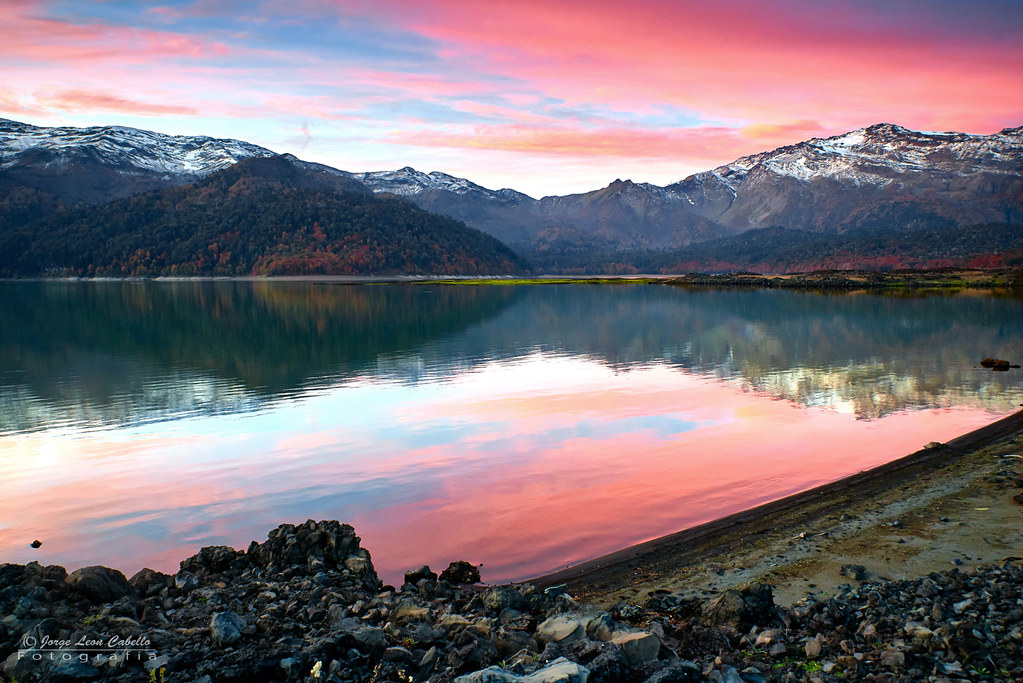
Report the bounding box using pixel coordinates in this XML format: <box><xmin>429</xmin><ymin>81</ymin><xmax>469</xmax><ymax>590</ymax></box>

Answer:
<box><xmin>533</xmin><ymin>223</ymin><xmax>1023</xmax><ymax>274</ymax></box>
<box><xmin>0</xmin><ymin>157</ymin><xmax>529</xmax><ymax>277</ymax></box>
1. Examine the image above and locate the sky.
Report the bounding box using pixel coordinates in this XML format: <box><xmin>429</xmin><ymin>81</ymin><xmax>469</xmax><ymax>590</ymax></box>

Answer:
<box><xmin>1</xmin><ymin>0</ymin><xmax>1021</xmax><ymax>197</ymax></box>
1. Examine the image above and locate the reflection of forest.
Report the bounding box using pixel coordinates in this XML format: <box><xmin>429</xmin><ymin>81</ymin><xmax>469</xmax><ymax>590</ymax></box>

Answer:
<box><xmin>0</xmin><ymin>281</ymin><xmax>522</xmax><ymax>432</ymax></box>
<box><xmin>1</xmin><ymin>282</ymin><xmax>1021</xmax><ymax>432</ymax></box>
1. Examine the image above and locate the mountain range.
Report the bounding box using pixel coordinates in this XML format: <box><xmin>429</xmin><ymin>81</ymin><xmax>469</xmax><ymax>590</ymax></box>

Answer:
<box><xmin>1</xmin><ymin>118</ymin><xmax>1021</xmax><ymax>275</ymax></box>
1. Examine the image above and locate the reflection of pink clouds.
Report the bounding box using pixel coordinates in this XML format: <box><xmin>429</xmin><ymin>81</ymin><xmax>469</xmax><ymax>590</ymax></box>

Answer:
<box><xmin>0</xmin><ymin>365</ymin><xmax>1008</xmax><ymax>584</ymax></box>
<box><xmin>357</xmin><ymin>374</ymin><xmax>1002</xmax><ymax>582</ymax></box>
<box><xmin>274</xmin><ymin>430</ymin><xmax>343</xmax><ymax>457</ymax></box>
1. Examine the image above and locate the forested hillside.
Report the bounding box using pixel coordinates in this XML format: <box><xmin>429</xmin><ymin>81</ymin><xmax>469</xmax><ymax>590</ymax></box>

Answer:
<box><xmin>0</xmin><ymin>157</ymin><xmax>529</xmax><ymax>277</ymax></box>
<box><xmin>545</xmin><ymin>224</ymin><xmax>1023</xmax><ymax>274</ymax></box>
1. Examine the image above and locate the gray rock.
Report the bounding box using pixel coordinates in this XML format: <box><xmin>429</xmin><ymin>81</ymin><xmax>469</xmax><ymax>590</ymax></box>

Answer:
<box><xmin>350</xmin><ymin>625</ymin><xmax>387</xmax><ymax>652</ymax></box>
<box><xmin>611</xmin><ymin>632</ymin><xmax>661</xmax><ymax>667</ymax></box>
<box><xmin>585</xmin><ymin>614</ymin><xmax>614</xmax><ymax>642</ymax></box>
<box><xmin>419</xmin><ymin>646</ymin><xmax>442</xmax><ymax>678</ymax></box>
<box><xmin>383</xmin><ymin>646</ymin><xmax>414</xmax><ymax>663</ymax></box>
<box><xmin>739</xmin><ymin>667</ymin><xmax>768</xmax><ymax>683</ymax></box>
<box><xmin>495</xmin><ymin>628</ymin><xmax>538</xmax><ymax>655</ymax></box>
<box><xmin>536</xmin><ymin>615</ymin><xmax>586</xmax><ymax>645</ymax></box>
<box><xmin>804</xmin><ymin>633</ymin><xmax>824</xmax><ymax>658</ymax></box>
<box><xmin>721</xmin><ymin>667</ymin><xmax>744</xmax><ymax>683</ymax></box>
<box><xmin>880</xmin><ymin>649</ymin><xmax>905</xmax><ymax>667</ymax></box>
<box><xmin>483</xmin><ymin>586</ymin><xmax>526</xmax><ymax>614</ymax></box>
<box><xmin>456</xmin><ymin>657</ymin><xmax>589</xmax><ymax>683</ymax></box>
<box><xmin>279</xmin><ymin>657</ymin><xmax>297</xmax><ymax>676</ymax></box>
<box><xmin>641</xmin><ymin>660</ymin><xmax>702</xmax><ymax>683</ymax></box>
<box><xmin>703</xmin><ymin>589</ymin><xmax>746</xmax><ymax>627</ymax></box>
<box><xmin>454</xmin><ymin>666</ymin><xmax>520</xmax><ymax>683</ymax></box>
<box><xmin>754</xmin><ymin>628</ymin><xmax>783</xmax><ymax>647</ymax></box>
<box><xmin>128</xmin><ymin>568</ymin><xmax>171</xmax><ymax>595</ymax></box>
<box><xmin>174</xmin><ymin>570</ymin><xmax>200</xmax><ymax>592</ymax></box>
<box><xmin>65</xmin><ymin>566</ymin><xmax>130</xmax><ymax>603</ymax></box>
<box><xmin>49</xmin><ymin>657</ymin><xmax>101</xmax><ymax>680</ymax></box>
<box><xmin>3</xmin><ymin>649</ymin><xmax>53</xmax><ymax>680</ymax></box>
<box><xmin>392</xmin><ymin>602</ymin><xmax>430</xmax><ymax>622</ymax></box>
<box><xmin>412</xmin><ymin>622</ymin><xmax>446</xmax><ymax>644</ymax></box>
<box><xmin>499</xmin><ymin>608</ymin><xmax>534</xmax><ymax>631</ymax></box>
<box><xmin>523</xmin><ymin>658</ymin><xmax>590</xmax><ymax>683</ymax></box>
<box><xmin>144</xmin><ymin>654</ymin><xmax>170</xmax><ymax>671</ymax></box>
<box><xmin>210</xmin><ymin>611</ymin><xmax>245</xmax><ymax>646</ymax></box>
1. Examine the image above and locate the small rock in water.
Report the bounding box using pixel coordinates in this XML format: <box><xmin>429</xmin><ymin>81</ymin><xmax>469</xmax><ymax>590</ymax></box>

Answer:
<box><xmin>980</xmin><ymin>357</ymin><xmax>1013</xmax><ymax>370</ymax></box>
<box><xmin>30</xmin><ymin>540</ymin><xmax>41</xmax><ymax>548</ymax></box>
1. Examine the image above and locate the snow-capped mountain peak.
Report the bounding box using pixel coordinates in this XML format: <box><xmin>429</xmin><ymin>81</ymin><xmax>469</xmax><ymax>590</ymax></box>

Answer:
<box><xmin>0</xmin><ymin>119</ymin><xmax>275</xmax><ymax>178</ymax></box>
<box><xmin>669</xmin><ymin>122</ymin><xmax>1023</xmax><ymax>199</ymax></box>
<box><xmin>350</xmin><ymin>166</ymin><xmax>533</xmax><ymax>203</ymax></box>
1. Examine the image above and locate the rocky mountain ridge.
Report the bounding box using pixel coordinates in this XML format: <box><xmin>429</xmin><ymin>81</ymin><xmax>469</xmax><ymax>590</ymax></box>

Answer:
<box><xmin>2</xmin><ymin>118</ymin><xmax>1021</xmax><ymax>271</ymax></box>
<box><xmin>0</xmin><ymin>118</ymin><xmax>276</xmax><ymax>203</ymax></box>
<box><xmin>340</xmin><ymin>123</ymin><xmax>1023</xmax><ymax>263</ymax></box>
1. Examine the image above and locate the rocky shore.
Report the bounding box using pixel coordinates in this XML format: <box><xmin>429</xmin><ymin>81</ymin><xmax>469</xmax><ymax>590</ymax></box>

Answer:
<box><xmin>2</xmin><ymin>518</ymin><xmax>1022</xmax><ymax>683</ymax></box>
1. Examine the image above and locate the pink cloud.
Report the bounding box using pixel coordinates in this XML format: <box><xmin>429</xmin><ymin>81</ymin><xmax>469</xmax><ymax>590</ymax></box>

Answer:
<box><xmin>37</xmin><ymin>90</ymin><xmax>199</xmax><ymax>116</ymax></box>
<box><xmin>0</xmin><ymin>2</ymin><xmax>230</xmax><ymax>66</ymax></box>
<box><xmin>0</xmin><ymin>88</ymin><xmax>48</xmax><ymax>118</ymax></box>
<box><xmin>360</xmin><ymin>0</ymin><xmax>1022</xmax><ymax>135</ymax></box>
<box><xmin>342</xmin><ymin>67</ymin><xmax>510</xmax><ymax>100</ymax></box>
<box><xmin>384</xmin><ymin>121</ymin><xmax>831</xmax><ymax>167</ymax></box>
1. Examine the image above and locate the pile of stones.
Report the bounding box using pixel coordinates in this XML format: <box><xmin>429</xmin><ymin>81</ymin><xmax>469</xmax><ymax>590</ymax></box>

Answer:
<box><xmin>1</xmin><ymin>520</ymin><xmax>1020</xmax><ymax>682</ymax></box>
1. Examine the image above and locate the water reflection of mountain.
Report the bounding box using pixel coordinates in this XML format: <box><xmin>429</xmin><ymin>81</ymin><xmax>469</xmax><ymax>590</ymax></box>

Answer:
<box><xmin>2</xmin><ymin>282</ymin><xmax>1021</xmax><ymax>432</ymax></box>
<box><xmin>0</xmin><ymin>281</ymin><xmax>522</xmax><ymax>433</ymax></box>
<box><xmin>413</xmin><ymin>286</ymin><xmax>1023</xmax><ymax>418</ymax></box>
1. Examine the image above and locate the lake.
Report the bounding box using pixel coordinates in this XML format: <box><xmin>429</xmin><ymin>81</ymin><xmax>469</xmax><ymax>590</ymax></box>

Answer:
<box><xmin>1</xmin><ymin>280</ymin><xmax>1020</xmax><ymax>585</ymax></box>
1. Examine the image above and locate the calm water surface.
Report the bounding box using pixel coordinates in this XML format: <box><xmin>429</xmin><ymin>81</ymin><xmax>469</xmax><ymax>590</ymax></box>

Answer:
<box><xmin>1</xmin><ymin>281</ymin><xmax>1021</xmax><ymax>583</ymax></box>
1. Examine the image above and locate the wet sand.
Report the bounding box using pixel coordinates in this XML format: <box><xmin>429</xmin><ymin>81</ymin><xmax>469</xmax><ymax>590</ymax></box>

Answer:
<box><xmin>530</xmin><ymin>409</ymin><xmax>1023</xmax><ymax>606</ymax></box>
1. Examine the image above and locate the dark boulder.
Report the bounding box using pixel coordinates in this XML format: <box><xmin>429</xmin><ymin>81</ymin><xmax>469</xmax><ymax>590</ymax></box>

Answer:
<box><xmin>65</xmin><ymin>566</ymin><xmax>130</xmax><ymax>603</ymax></box>
<box><xmin>180</xmin><ymin>545</ymin><xmax>245</xmax><ymax>575</ymax></box>
<box><xmin>703</xmin><ymin>584</ymin><xmax>777</xmax><ymax>631</ymax></box>
<box><xmin>128</xmin><ymin>567</ymin><xmax>172</xmax><ymax>595</ymax></box>
<box><xmin>403</xmin><ymin>565</ymin><xmax>437</xmax><ymax>585</ymax></box>
<box><xmin>439</xmin><ymin>560</ymin><xmax>481</xmax><ymax>585</ymax></box>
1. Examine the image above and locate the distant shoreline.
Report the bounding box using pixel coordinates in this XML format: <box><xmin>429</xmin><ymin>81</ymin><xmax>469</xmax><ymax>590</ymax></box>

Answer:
<box><xmin>4</xmin><ymin>266</ymin><xmax>1021</xmax><ymax>290</ymax></box>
